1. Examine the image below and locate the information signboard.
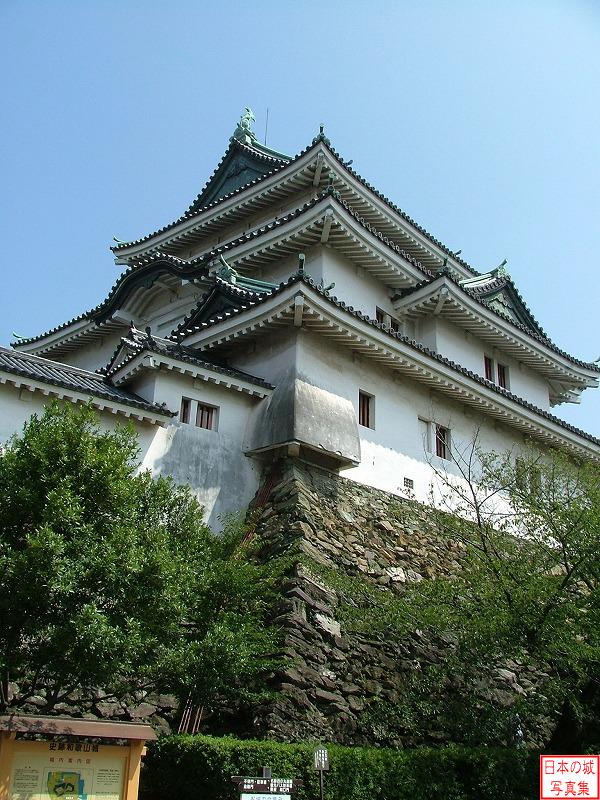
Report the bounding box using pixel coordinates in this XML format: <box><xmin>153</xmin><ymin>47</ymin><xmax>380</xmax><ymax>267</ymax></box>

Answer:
<box><xmin>231</xmin><ymin>773</ymin><xmax>301</xmax><ymax>799</ymax></box>
<box><xmin>0</xmin><ymin>715</ymin><xmax>155</xmax><ymax>800</ymax></box>
<box><xmin>313</xmin><ymin>749</ymin><xmax>329</xmax><ymax>772</ymax></box>
<box><xmin>9</xmin><ymin>742</ymin><xmax>126</xmax><ymax>800</ymax></box>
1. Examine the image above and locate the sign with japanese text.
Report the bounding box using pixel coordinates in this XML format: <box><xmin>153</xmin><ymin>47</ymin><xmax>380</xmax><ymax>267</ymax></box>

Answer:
<box><xmin>313</xmin><ymin>748</ymin><xmax>329</xmax><ymax>772</ymax></box>
<box><xmin>540</xmin><ymin>755</ymin><xmax>599</xmax><ymax>799</ymax></box>
<box><xmin>232</xmin><ymin>776</ymin><xmax>301</xmax><ymax>796</ymax></box>
<box><xmin>236</xmin><ymin>778</ymin><xmax>295</xmax><ymax>794</ymax></box>
<box><xmin>9</xmin><ymin>742</ymin><xmax>126</xmax><ymax>800</ymax></box>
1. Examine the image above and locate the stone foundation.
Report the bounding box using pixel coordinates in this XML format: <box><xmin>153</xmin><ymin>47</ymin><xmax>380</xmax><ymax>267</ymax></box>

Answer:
<box><xmin>247</xmin><ymin>458</ymin><xmax>552</xmax><ymax>748</ymax></box>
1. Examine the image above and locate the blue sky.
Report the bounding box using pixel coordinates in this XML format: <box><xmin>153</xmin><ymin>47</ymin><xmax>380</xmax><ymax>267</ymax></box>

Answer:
<box><xmin>2</xmin><ymin>0</ymin><xmax>599</xmax><ymax>435</ymax></box>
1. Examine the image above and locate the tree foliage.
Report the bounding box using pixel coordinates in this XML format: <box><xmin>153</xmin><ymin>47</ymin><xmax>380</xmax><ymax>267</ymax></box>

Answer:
<box><xmin>0</xmin><ymin>402</ymin><xmax>278</xmax><ymax>714</ymax></box>
<box><xmin>406</xmin><ymin>441</ymin><xmax>600</xmax><ymax>748</ymax></box>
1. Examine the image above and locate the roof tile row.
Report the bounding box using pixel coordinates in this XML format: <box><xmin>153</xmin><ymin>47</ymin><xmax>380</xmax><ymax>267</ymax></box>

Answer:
<box><xmin>0</xmin><ymin>347</ymin><xmax>173</xmax><ymax>416</ymax></box>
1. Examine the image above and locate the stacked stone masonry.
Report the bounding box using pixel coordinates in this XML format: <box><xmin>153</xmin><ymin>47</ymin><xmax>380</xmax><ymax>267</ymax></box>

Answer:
<box><xmin>249</xmin><ymin>459</ymin><xmax>553</xmax><ymax>748</ymax></box>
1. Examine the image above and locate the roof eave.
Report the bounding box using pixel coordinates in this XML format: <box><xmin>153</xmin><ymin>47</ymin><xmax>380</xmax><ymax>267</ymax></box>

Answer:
<box><xmin>176</xmin><ymin>280</ymin><xmax>600</xmax><ymax>458</ymax></box>
<box><xmin>0</xmin><ymin>371</ymin><xmax>173</xmax><ymax>425</ymax></box>
<box><xmin>111</xmin><ymin>142</ymin><xmax>327</xmax><ymax>263</ymax></box>
<box><xmin>110</xmin><ymin>350</ymin><xmax>273</xmax><ymax>398</ymax></box>
<box><xmin>393</xmin><ymin>276</ymin><xmax>600</xmax><ymax>384</ymax></box>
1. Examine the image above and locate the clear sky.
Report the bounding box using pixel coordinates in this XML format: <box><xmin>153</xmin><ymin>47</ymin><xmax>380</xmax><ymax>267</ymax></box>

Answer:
<box><xmin>2</xmin><ymin>0</ymin><xmax>599</xmax><ymax>435</ymax></box>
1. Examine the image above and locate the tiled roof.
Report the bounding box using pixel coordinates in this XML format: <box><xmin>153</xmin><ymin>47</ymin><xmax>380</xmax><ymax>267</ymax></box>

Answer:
<box><xmin>111</xmin><ymin>132</ymin><xmax>478</xmax><ymax>276</ymax></box>
<box><xmin>175</xmin><ymin>273</ymin><xmax>600</xmax><ymax>451</ymax></box>
<box><xmin>186</xmin><ymin>137</ymin><xmax>290</xmax><ymax>213</ymax></box>
<box><xmin>104</xmin><ymin>328</ymin><xmax>273</xmax><ymax>390</ymax></box>
<box><xmin>462</xmin><ymin>273</ymin><xmax>546</xmax><ymax>336</ymax></box>
<box><xmin>111</xmin><ymin>138</ymin><xmax>300</xmax><ymax>254</ymax></box>
<box><xmin>310</xmin><ymin>133</ymin><xmax>478</xmax><ymax>276</ymax></box>
<box><xmin>15</xmin><ymin>187</ymin><xmax>595</xmax><ymax>380</ymax></box>
<box><xmin>393</xmin><ymin>272</ymin><xmax>600</xmax><ymax>374</ymax></box>
<box><xmin>172</xmin><ymin>276</ymin><xmax>268</xmax><ymax>337</ymax></box>
<box><xmin>0</xmin><ymin>347</ymin><xmax>173</xmax><ymax>417</ymax></box>
<box><xmin>66</xmin><ymin>185</ymin><xmax>428</xmax><ymax>350</ymax></box>
<box><xmin>11</xmin><ymin>254</ymin><xmax>212</xmax><ymax>349</ymax></box>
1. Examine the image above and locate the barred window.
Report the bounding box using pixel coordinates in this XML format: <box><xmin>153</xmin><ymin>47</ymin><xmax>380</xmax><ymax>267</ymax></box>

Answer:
<box><xmin>196</xmin><ymin>403</ymin><xmax>216</xmax><ymax>431</ymax></box>
<box><xmin>497</xmin><ymin>363</ymin><xmax>508</xmax><ymax>389</ymax></box>
<box><xmin>435</xmin><ymin>425</ymin><xmax>451</xmax><ymax>460</ymax></box>
<box><xmin>484</xmin><ymin>355</ymin><xmax>494</xmax><ymax>382</ymax></box>
<box><xmin>180</xmin><ymin>397</ymin><xmax>191</xmax><ymax>424</ymax></box>
<box><xmin>358</xmin><ymin>391</ymin><xmax>374</xmax><ymax>429</ymax></box>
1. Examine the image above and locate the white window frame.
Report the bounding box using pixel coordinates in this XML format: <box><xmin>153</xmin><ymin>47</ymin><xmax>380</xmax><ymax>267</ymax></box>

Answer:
<box><xmin>179</xmin><ymin>397</ymin><xmax>219</xmax><ymax>432</ymax></box>
<box><xmin>419</xmin><ymin>418</ymin><xmax>452</xmax><ymax>461</ymax></box>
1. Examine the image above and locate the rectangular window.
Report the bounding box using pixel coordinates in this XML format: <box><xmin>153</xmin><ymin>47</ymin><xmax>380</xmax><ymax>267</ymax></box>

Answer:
<box><xmin>484</xmin><ymin>355</ymin><xmax>494</xmax><ymax>382</ymax></box>
<box><xmin>196</xmin><ymin>403</ymin><xmax>217</xmax><ymax>431</ymax></box>
<box><xmin>404</xmin><ymin>477</ymin><xmax>414</xmax><ymax>490</ymax></box>
<box><xmin>358</xmin><ymin>391</ymin><xmax>374</xmax><ymax>428</ymax></box>
<box><xmin>497</xmin><ymin>363</ymin><xmax>508</xmax><ymax>389</ymax></box>
<box><xmin>435</xmin><ymin>425</ymin><xmax>451</xmax><ymax>460</ymax></box>
<box><xmin>375</xmin><ymin>307</ymin><xmax>401</xmax><ymax>332</ymax></box>
<box><xmin>180</xmin><ymin>397</ymin><xmax>191</xmax><ymax>424</ymax></box>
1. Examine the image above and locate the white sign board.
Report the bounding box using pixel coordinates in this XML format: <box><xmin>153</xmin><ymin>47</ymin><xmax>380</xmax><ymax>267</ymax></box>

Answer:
<box><xmin>241</xmin><ymin>794</ymin><xmax>292</xmax><ymax>800</ymax></box>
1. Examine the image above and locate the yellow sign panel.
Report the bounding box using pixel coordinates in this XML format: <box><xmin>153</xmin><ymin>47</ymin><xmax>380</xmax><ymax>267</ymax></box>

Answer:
<box><xmin>10</xmin><ymin>744</ymin><xmax>125</xmax><ymax>800</ymax></box>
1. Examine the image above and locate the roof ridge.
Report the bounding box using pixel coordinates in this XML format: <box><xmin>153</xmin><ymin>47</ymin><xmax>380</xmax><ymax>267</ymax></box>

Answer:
<box><xmin>112</xmin><ymin>138</ymin><xmax>312</xmax><ymax>254</ymax></box>
<box><xmin>111</xmin><ymin>133</ymin><xmax>479</xmax><ymax>279</ymax></box>
<box><xmin>318</xmin><ymin>139</ymin><xmax>479</xmax><ymax>276</ymax></box>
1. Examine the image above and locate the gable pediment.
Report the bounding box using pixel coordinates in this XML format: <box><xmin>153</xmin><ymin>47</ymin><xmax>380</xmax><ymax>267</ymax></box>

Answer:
<box><xmin>485</xmin><ymin>289</ymin><xmax>531</xmax><ymax>328</ymax></box>
<box><xmin>188</xmin><ymin>138</ymin><xmax>290</xmax><ymax>213</ymax></box>
<box><xmin>473</xmin><ymin>282</ymin><xmax>544</xmax><ymax>337</ymax></box>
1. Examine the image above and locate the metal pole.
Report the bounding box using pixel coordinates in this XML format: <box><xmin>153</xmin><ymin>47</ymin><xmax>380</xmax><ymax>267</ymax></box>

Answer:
<box><xmin>319</xmin><ymin>770</ymin><xmax>324</xmax><ymax>800</ymax></box>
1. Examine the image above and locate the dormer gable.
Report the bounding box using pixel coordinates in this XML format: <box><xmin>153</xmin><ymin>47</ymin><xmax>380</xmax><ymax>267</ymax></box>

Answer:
<box><xmin>188</xmin><ymin>109</ymin><xmax>290</xmax><ymax>211</ymax></box>
<box><xmin>460</xmin><ymin>266</ymin><xmax>545</xmax><ymax>337</ymax></box>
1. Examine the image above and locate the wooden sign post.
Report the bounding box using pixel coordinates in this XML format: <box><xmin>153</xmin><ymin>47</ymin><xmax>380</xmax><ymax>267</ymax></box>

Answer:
<box><xmin>0</xmin><ymin>715</ymin><xmax>156</xmax><ymax>800</ymax></box>
<box><xmin>313</xmin><ymin>747</ymin><xmax>329</xmax><ymax>800</ymax></box>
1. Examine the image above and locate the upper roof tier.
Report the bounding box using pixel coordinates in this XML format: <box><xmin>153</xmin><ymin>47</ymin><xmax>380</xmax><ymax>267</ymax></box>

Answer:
<box><xmin>111</xmin><ymin>110</ymin><xmax>475</xmax><ymax>279</ymax></box>
<box><xmin>187</xmin><ymin>108</ymin><xmax>291</xmax><ymax>211</ymax></box>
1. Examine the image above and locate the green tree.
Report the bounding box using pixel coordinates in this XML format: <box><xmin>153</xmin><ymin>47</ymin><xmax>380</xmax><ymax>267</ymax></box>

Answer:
<box><xmin>0</xmin><ymin>401</ymin><xmax>278</xmax><ymax>717</ymax></box>
<box><xmin>406</xmin><ymin>441</ymin><xmax>600</xmax><ymax>748</ymax></box>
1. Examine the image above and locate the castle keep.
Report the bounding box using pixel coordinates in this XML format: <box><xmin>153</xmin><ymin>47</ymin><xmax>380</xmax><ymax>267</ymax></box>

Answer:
<box><xmin>2</xmin><ymin>109</ymin><xmax>599</xmax><ymax>528</ymax></box>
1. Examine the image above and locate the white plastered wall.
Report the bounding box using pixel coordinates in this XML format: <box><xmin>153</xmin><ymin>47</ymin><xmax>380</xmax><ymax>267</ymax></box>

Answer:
<box><xmin>51</xmin><ymin>332</ymin><xmax>126</xmax><ymax>372</ymax></box>
<box><xmin>0</xmin><ymin>382</ymin><xmax>163</xmax><ymax>475</ymax></box>
<box><xmin>0</xmin><ymin>371</ymin><xmax>263</xmax><ymax>532</ymax></box>
<box><xmin>293</xmin><ymin>330</ymin><xmax>529</xmax><ymax>503</ymax></box>
<box><xmin>132</xmin><ymin>370</ymin><xmax>264</xmax><ymax>530</ymax></box>
<box><xmin>319</xmin><ymin>248</ymin><xmax>396</xmax><ymax>319</ymax></box>
<box><xmin>430</xmin><ymin>317</ymin><xmax>550</xmax><ymax>410</ymax></box>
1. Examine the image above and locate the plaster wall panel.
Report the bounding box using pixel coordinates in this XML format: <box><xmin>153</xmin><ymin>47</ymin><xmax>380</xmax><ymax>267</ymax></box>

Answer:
<box><xmin>0</xmin><ymin>374</ymin><xmax>261</xmax><ymax>532</ymax></box>
<box><xmin>229</xmin><ymin>328</ymin><xmax>299</xmax><ymax>386</ymax></box>
<box><xmin>0</xmin><ymin>382</ymin><xmax>163</xmax><ymax>475</ymax></box>
<box><xmin>56</xmin><ymin>333</ymin><xmax>125</xmax><ymax>372</ymax></box>
<box><xmin>294</xmin><ymin>330</ymin><xmax>527</xmax><ymax>504</ymax></box>
<box><xmin>433</xmin><ymin>317</ymin><xmax>550</xmax><ymax>410</ymax></box>
<box><xmin>141</xmin><ymin>371</ymin><xmax>263</xmax><ymax>529</ymax></box>
<box><xmin>319</xmin><ymin>249</ymin><xmax>396</xmax><ymax>320</ymax></box>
